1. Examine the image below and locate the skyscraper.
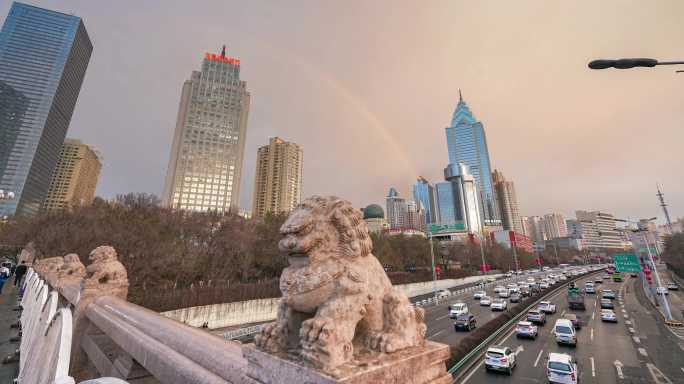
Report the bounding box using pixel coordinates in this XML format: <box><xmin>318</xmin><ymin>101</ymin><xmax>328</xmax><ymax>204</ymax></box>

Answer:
<box><xmin>42</xmin><ymin>139</ymin><xmax>101</xmax><ymax>212</ymax></box>
<box><xmin>445</xmin><ymin>91</ymin><xmax>499</xmax><ymax>227</ymax></box>
<box><xmin>163</xmin><ymin>47</ymin><xmax>250</xmax><ymax>213</ymax></box>
<box><xmin>492</xmin><ymin>169</ymin><xmax>522</xmax><ymax>233</ymax></box>
<box><xmin>521</xmin><ymin>215</ymin><xmax>546</xmax><ymax>245</ymax></box>
<box><xmin>0</xmin><ymin>2</ymin><xmax>92</xmax><ymax>217</ymax></box>
<box><xmin>385</xmin><ymin>188</ymin><xmax>407</xmax><ymax>229</ymax></box>
<box><xmin>443</xmin><ymin>162</ymin><xmax>483</xmax><ymax>234</ymax></box>
<box><xmin>574</xmin><ymin>211</ymin><xmax>624</xmax><ymax>250</ymax></box>
<box><xmin>541</xmin><ymin>213</ymin><xmax>568</xmax><ymax>239</ymax></box>
<box><xmin>412</xmin><ymin>176</ymin><xmax>436</xmax><ymax>225</ymax></box>
<box><xmin>252</xmin><ymin>137</ymin><xmax>303</xmax><ymax>218</ymax></box>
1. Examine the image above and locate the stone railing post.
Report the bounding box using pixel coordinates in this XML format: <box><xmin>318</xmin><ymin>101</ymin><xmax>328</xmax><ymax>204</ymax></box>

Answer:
<box><xmin>66</xmin><ymin>246</ymin><xmax>129</xmax><ymax>380</ymax></box>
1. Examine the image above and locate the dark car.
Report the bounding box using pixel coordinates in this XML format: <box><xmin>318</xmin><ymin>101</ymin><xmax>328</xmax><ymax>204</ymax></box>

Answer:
<box><xmin>454</xmin><ymin>313</ymin><xmax>477</xmax><ymax>331</ymax></box>
<box><xmin>509</xmin><ymin>292</ymin><xmax>521</xmax><ymax>303</ymax></box>
<box><xmin>600</xmin><ymin>299</ymin><xmax>614</xmax><ymax>309</ymax></box>
<box><xmin>564</xmin><ymin>313</ymin><xmax>582</xmax><ymax>330</ymax></box>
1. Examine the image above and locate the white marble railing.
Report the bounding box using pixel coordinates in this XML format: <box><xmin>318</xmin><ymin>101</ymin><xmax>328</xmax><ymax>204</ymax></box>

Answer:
<box><xmin>17</xmin><ymin>269</ymin><xmax>130</xmax><ymax>384</ymax></box>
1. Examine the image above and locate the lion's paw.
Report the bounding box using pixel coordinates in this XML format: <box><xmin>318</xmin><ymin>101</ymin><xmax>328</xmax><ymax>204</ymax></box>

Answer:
<box><xmin>369</xmin><ymin>332</ymin><xmax>412</xmax><ymax>354</ymax></box>
<box><xmin>255</xmin><ymin>321</ymin><xmax>287</xmax><ymax>353</ymax></box>
<box><xmin>300</xmin><ymin>316</ymin><xmax>352</xmax><ymax>369</ymax></box>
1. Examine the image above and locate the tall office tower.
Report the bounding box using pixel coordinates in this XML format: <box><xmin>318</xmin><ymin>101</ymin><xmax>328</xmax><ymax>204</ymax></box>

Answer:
<box><xmin>42</xmin><ymin>139</ymin><xmax>101</xmax><ymax>212</ymax></box>
<box><xmin>252</xmin><ymin>137</ymin><xmax>303</xmax><ymax>218</ymax></box>
<box><xmin>445</xmin><ymin>91</ymin><xmax>499</xmax><ymax>227</ymax></box>
<box><xmin>522</xmin><ymin>215</ymin><xmax>546</xmax><ymax>244</ymax></box>
<box><xmin>492</xmin><ymin>169</ymin><xmax>522</xmax><ymax>233</ymax></box>
<box><xmin>385</xmin><ymin>187</ymin><xmax>407</xmax><ymax>229</ymax></box>
<box><xmin>574</xmin><ymin>211</ymin><xmax>624</xmax><ymax>250</ymax></box>
<box><xmin>0</xmin><ymin>2</ymin><xmax>92</xmax><ymax>217</ymax></box>
<box><xmin>405</xmin><ymin>200</ymin><xmax>425</xmax><ymax>231</ymax></box>
<box><xmin>434</xmin><ymin>162</ymin><xmax>482</xmax><ymax>233</ymax></box>
<box><xmin>163</xmin><ymin>47</ymin><xmax>250</xmax><ymax>213</ymax></box>
<box><xmin>412</xmin><ymin>176</ymin><xmax>436</xmax><ymax>225</ymax></box>
<box><xmin>541</xmin><ymin>213</ymin><xmax>568</xmax><ymax>239</ymax></box>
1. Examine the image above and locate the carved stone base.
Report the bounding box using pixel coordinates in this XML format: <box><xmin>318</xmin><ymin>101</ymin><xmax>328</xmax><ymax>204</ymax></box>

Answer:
<box><xmin>242</xmin><ymin>341</ymin><xmax>452</xmax><ymax>384</ymax></box>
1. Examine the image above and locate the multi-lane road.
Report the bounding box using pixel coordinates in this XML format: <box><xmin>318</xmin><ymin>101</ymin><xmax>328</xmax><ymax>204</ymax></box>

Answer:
<box><xmin>457</xmin><ymin>273</ymin><xmax>684</xmax><ymax>384</ymax></box>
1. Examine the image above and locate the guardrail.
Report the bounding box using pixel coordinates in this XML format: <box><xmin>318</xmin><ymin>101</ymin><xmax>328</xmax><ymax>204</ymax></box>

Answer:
<box><xmin>448</xmin><ymin>269</ymin><xmax>603</xmax><ymax>379</ymax></box>
<box><xmin>15</xmin><ymin>245</ymin><xmax>248</xmax><ymax>383</ymax></box>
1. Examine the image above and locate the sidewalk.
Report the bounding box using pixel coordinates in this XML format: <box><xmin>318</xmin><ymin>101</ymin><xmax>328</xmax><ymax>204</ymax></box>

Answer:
<box><xmin>0</xmin><ymin>282</ymin><xmax>19</xmax><ymax>383</ymax></box>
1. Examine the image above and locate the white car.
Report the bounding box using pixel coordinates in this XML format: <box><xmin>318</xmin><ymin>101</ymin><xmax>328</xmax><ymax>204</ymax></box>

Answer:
<box><xmin>657</xmin><ymin>287</ymin><xmax>669</xmax><ymax>295</ymax></box>
<box><xmin>559</xmin><ymin>275</ymin><xmax>567</xmax><ymax>281</ymax></box>
<box><xmin>498</xmin><ymin>289</ymin><xmax>510</xmax><ymax>298</ymax></box>
<box><xmin>553</xmin><ymin>319</ymin><xmax>577</xmax><ymax>346</ymax></box>
<box><xmin>494</xmin><ymin>285</ymin><xmax>505</xmax><ymax>293</ymax></box>
<box><xmin>473</xmin><ymin>291</ymin><xmax>486</xmax><ymax>300</ymax></box>
<box><xmin>491</xmin><ymin>299</ymin><xmax>507</xmax><ymax>311</ymax></box>
<box><xmin>485</xmin><ymin>345</ymin><xmax>517</xmax><ymax>375</ymax></box>
<box><xmin>437</xmin><ymin>289</ymin><xmax>451</xmax><ymax>298</ymax></box>
<box><xmin>539</xmin><ymin>282</ymin><xmax>550</xmax><ymax>289</ymax></box>
<box><xmin>601</xmin><ymin>309</ymin><xmax>617</xmax><ymax>322</ymax></box>
<box><xmin>546</xmin><ymin>353</ymin><xmax>578</xmax><ymax>384</ymax></box>
<box><xmin>539</xmin><ymin>301</ymin><xmax>557</xmax><ymax>314</ymax></box>
<box><xmin>480</xmin><ymin>296</ymin><xmax>492</xmax><ymax>306</ymax></box>
<box><xmin>449</xmin><ymin>302</ymin><xmax>468</xmax><ymax>319</ymax></box>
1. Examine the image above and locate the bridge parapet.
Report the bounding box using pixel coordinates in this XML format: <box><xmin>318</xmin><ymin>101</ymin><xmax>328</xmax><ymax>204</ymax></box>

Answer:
<box><xmin>19</xmin><ymin>245</ymin><xmax>248</xmax><ymax>384</ymax></box>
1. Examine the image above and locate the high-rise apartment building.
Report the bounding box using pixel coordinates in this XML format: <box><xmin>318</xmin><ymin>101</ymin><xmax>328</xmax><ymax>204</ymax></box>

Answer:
<box><xmin>572</xmin><ymin>211</ymin><xmax>625</xmax><ymax>250</ymax></box>
<box><xmin>385</xmin><ymin>187</ymin><xmax>407</xmax><ymax>229</ymax></box>
<box><xmin>412</xmin><ymin>177</ymin><xmax>436</xmax><ymax>225</ymax></box>
<box><xmin>163</xmin><ymin>47</ymin><xmax>250</xmax><ymax>213</ymax></box>
<box><xmin>445</xmin><ymin>91</ymin><xmax>499</xmax><ymax>227</ymax></box>
<box><xmin>42</xmin><ymin>139</ymin><xmax>101</xmax><ymax>212</ymax></box>
<box><xmin>252</xmin><ymin>137</ymin><xmax>303</xmax><ymax>218</ymax></box>
<box><xmin>492</xmin><ymin>169</ymin><xmax>522</xmax><ymax>233</ymax></box>
<box><xmin>405</xmin><ymin>200</ymin><xmax>425</xmax><ymax>232</ymax></box>
<box><xmin>541</xmin><ymin>213</ymin><xmax>568</xmax><ymax>239</ymax></box>
<box><xmin>0</xmin><ymin>2</ymin><xmax>92</xmax><ymax>217</ymax></box>
<box><xmin>521</xmin><ymin>215</ymin><xmax>546</xmax><ymax>245</ymax></box>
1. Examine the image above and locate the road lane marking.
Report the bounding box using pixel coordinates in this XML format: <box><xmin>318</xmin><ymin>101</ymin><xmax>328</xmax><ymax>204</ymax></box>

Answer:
<box><xmin>590</xmin><ymin>327</ymin><xmax>594</xmax><ymax>341</ymax></box>
<box><xmin>624</xmin><ymin>314</ymin><xmax>629</xmax><ymax>319</ymax></box>
<box><xmin>629</xmin><ymin>327</ymin><xmax>635</xmax><ymax>333</ymax></box>
<box><xmin>534</xmin><ymin>349</ymin><xmax>544</xmax><ymax>367</ymax></box>
<box><xmin>560</xmin><ymin>310</ymin><xmax>566</xmax><ymax>316</ymax></box>
<box><xmin>591</xmin><ymin>356</ymin><xmax>596</xmax><ymax>377</ymax></box>
<box><xmin>428</xmin><ymin>329</ymin><xmax>445</xmax><ymax>339</ymax></box>
<box><xmin>625</xmin><ymin>320</ymin><xmax>632</xmax><ymax>325</ymax></box>
<box><xmin>638</xmin><ymin>347</ymin><xmax>648</xmax><ymax>357</ymax></box>
<box><xmin>436</xmin><ymin>314</ymin><xmax>449</xmax><ymax>321</ymax></box>
<box><xmin>633</xmin><ymin>336</ymin><xmax>640</xmax><ymax>343</ymax></box>
<box><xmin>460</xmin><ymin>359</ymin><xmax>484</xmax><ymax>384</ymax></box>
<box><xmin>646</xmin><ymin>363</ymin><xmax>673</xmax><ymax>384</ymax></box>
<box><xmin>592</xmin><ymin>312</ymin><xmax>595</xmax><ymax>321</ymax></box>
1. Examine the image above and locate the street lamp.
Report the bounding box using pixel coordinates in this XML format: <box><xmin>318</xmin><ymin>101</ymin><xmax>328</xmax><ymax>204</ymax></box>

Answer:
<box><xmin>588</xmin><ymin>58</ymin><xmax>684</xmax><ymax>71</ymax></box>
<box><xmin>470</xmin><ymin>231</ymin><xmax>489</xmax><ymax>275</ymax></box>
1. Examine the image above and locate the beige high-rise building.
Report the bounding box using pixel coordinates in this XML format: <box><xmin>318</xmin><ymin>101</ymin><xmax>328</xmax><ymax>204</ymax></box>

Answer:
<box><xmin>162</xmin><ymin>47</ymin><xmax>250</xmax><ymax>213</ymax></box>
<box><xmin>252</xmin><ymin>137</ymin><xmax>303</xmax><ymax>218</ymax></box>
<box><xmin>42</xmin><ymin>138</ymin><xmax>101</xmax><ymax>212</ymax></box>
<box><xmin>492</xmin><ymin>169</ymin><xmax>522</xmax><ymax>233</ymax></box>
<box><xmin>542</xmin><ymin>213</ymin><xmax>568</xmax><ymax>239</ymax></box>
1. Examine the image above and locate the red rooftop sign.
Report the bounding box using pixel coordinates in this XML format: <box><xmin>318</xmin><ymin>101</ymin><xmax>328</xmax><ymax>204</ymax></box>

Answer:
<box><xmin>204</xmin><ymin>53</ymin><xmax>240</xmax><ymax>66</ymax></box>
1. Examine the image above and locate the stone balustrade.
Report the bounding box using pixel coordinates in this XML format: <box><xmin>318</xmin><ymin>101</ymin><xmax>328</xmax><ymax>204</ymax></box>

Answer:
<box><xmin>16</xmin><ymin>245</ymin><xmax>249</xmax><ymax>384</ymax></box>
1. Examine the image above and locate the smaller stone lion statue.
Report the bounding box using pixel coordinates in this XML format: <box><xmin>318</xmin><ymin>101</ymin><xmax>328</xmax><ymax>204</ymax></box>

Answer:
<box><xmin>34</xmin><ymin>256</ymin><xmax>64</xmax><ymax>286</ymax></box>
<box><xmin>54</xmin><ymin>253</ymin><xmax>86</xmax><ymax>289</ymax></box>
<box><xmin>83</xmin><ymin>246</ymin><xmax>129</xmax><ymax>299</ymax></box>
<box><xmin>255</xmin><ymin>196</ymin><xmax>426</xmax><ymax>372</ymax></box>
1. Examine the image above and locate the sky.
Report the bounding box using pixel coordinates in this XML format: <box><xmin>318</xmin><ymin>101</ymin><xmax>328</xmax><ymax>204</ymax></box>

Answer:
<box><xmin>1</xmin><ymin>0</ymin><xmax>682</xmax><ymax>222</ymax></box>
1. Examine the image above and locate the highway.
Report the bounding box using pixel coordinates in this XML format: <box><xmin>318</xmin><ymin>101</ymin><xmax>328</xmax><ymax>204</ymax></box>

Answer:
<box><xmin>458</xmin><ymin>273</ymin><xmax>684</xmax><ymax>384</ymax></box>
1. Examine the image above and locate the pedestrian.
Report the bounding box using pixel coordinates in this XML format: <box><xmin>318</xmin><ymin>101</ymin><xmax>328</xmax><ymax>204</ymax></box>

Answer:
<box><xmin>0</xmin><ymin>265</ymin><xmax>9</xmax><ymax>293</ymax></box>
<box><xmin>14</xmin><ymin>261</ymin><xmax>27</xmax><ymax>287</ymax></box>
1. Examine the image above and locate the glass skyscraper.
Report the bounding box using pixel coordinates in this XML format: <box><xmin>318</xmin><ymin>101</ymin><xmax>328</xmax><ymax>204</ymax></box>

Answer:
<box><xmin>0</xmin><ymin>2</ymin><xmax>92</xmax><ymax>217</ymax></box>
<box><xmin>163</xmin><ymin>47</ymin><xmax>250</xmax><ymax>213</ymax></box>
<box><xmin>445</xmin><ymin>91</ymin><xmax>500</xmax><ymax>226</ymax></box>
<box><xmin>412</xmin><ymin>177</ymin><xmax>436</xmax><ymax>225</ymax></box>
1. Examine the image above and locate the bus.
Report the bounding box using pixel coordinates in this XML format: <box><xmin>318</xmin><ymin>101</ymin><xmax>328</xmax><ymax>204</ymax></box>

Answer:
<box><xmin>612</xmin><ymin>272</ymin><xmax>623</xmax><ymax>282</ymax></box>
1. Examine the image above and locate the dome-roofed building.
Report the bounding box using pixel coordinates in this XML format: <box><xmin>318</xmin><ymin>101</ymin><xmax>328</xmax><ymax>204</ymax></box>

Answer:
<box><xmin>363</xmin><ymin>204</ymin><xmax>384</xmax><ymax>219</ymax></box>
<box><xmin>363</xmin><ymin>204</ymin><xmax>388</xmax><ymax>234</ymax></box>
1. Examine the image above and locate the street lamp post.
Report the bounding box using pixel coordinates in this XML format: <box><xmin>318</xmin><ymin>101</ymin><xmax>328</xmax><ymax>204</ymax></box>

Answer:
<box><xmin>588</xmin><ymin>58</ymin><xmax>684</xmax><ymax>71</ymax></box>
<box><xmin>428</xmin><ymin>232</ymin><xmax>437</xmax><ymax>300</ymax></box>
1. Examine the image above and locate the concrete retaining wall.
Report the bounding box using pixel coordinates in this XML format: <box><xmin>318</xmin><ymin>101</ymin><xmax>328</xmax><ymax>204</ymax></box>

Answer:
<box><xmin>161</xmin><ymin>275</ymin><xmax>501</xmax><ymax>329</ymax></box>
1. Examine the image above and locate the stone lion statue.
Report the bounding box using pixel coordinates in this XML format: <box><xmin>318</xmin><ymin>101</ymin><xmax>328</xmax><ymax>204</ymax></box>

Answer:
<box><xmin>34</xmin><ymin>256</ymin><xmax>64</xmax><ymax>286</ymax></box>
<box><xmin>83</xmin><ymin>246</ymin><xmax>129</xmax><ymax>299</ymax></box>
<box><xmin>255</xmin><ymin>196</ymin><xmax>426</xmax><ymax>372</ymax></box>
<box><xmin>54</xmin><ymin>253</ymin><xmax>86</xmax><ymax>289</ymax></box>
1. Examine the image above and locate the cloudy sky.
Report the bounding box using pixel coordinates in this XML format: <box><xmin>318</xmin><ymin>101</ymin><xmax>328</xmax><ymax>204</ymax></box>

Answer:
<box><xmin>2</xmin><ymin>0</ymin><xmax>682</xmax><ymax>221</ymax></box>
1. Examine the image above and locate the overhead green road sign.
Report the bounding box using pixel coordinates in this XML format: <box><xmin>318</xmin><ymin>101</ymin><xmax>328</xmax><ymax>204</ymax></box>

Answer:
<box><xmin>428</xmin><ymin>222</ymin><xmax>465</xmax><ymax>234</ymax></box>
<box><xmin>613</xmin><ymin>253</ymin><xmax>642</xmax><ymax>273</ymax></box>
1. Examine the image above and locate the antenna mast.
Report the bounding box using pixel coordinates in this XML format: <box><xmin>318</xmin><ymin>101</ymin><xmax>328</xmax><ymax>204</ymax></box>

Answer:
<box><xmin>656</xmin><ymin>183</ymin><xmax>673</xmax><ymax>233</ymax></box>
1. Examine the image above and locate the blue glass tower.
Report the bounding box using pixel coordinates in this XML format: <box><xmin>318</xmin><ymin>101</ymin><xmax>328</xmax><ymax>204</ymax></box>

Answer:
<box><xmin>445</xmin><ymin>91</ymin><xmax>499</xmax><ymax>226</ymax></box>
<box><xmin>412</xmin><ymin>177</ymin><xmax>436</xmax><ymax>224</ymax></box>
<box><xmin>0</xmin><ymin>2</ymin><xmax>92</xmax><ymax>217</ymax></box>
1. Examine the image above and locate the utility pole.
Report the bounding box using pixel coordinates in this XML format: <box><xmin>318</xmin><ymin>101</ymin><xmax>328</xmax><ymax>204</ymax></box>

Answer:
<box><xmin>429</xmin><ymin>232</ymin><xmax>437</xmax><ymax>300</ymax></box>
<box><xmin>641</xmin><ymin>230</ymin><xmax>673</xmax><ymax>320</ymax></box>
<box><xmin>656</xmin><ymin>184</ymin><xmax>674</xmax><ymax>234</ymax></box>
<box><xmin>553</xmin><ymin>244</ymin><xmax>560</xmax><ymax>266</ymax></box>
